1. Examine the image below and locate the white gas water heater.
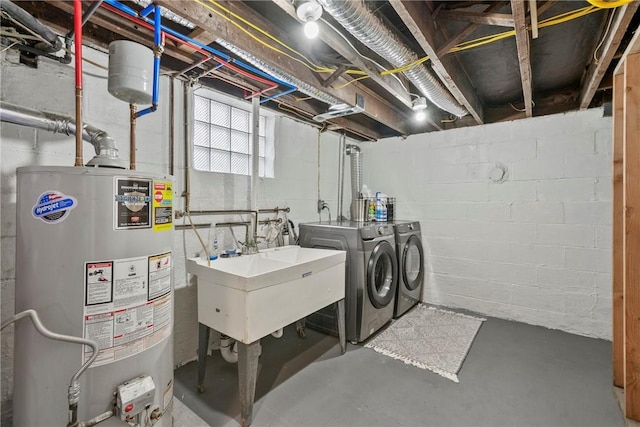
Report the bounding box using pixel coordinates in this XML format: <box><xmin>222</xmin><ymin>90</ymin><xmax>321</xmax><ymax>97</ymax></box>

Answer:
<box><xmin>10</xmin><ymin>40</ymin><xmax>175</xmax><ymax>426</ymax></box>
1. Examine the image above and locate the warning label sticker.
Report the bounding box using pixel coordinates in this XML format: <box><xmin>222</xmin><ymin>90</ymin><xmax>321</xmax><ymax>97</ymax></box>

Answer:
<box><xmin>148</xmin><ymin>253</ymin><xmax>171</xmax><ymax>300</ymax></box>
<box><xmin>83</xmin><ymin>252</ymin><xmax>172</xmax><ymax>367</ymax></box>
<box><xmin>152</xmin><ymin>180</ymin><xmax>173</xmax><ymax>232</ymax></box>
<box><xmin>114</xmin><ymin>178</ymin><xmax>152</xmax><ymax>230</ymax></box>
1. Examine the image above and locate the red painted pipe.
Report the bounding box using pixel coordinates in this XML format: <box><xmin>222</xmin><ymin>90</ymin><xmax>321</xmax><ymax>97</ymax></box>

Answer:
<box><xmin>74</xmin><ymin>0</ymin><xmax>83</xmax><ymax>167</ymax></box>
<box><xmin>101</xmin><ymin>3</ymin><xmax>277</xmax><ymax>95</ymax></box>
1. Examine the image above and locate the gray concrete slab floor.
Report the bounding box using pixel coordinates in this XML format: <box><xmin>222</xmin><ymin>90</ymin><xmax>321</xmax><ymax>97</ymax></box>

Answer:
<box><xmin>173</xmin><ymin>316</ymin><xmax>623</xmax><ymax>427</ymax></box>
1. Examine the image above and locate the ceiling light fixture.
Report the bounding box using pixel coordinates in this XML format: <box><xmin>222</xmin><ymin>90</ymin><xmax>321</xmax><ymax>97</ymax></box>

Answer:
<box><xmin>296</xmin><ymin>1</ymin><xmax>323</xmax><ymax>39</ymax></box>
<box><xmin>412</xmin><ymin>97</ymin><xmax>427</xmax><ymax>121</ymax></box>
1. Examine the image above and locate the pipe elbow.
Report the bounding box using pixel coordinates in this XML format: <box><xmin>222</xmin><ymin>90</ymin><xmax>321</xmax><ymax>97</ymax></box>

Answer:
<box><xmin>220</xmin><ymin>335</ymin><xmax>238</xmax><ymax>363</ymax></box>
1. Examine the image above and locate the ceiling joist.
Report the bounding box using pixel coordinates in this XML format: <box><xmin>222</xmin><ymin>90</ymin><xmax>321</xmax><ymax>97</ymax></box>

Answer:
<box><xmin>511</xmin><ymin>0</ymin><xmax>533</xmax><ymax>118</ymax></box>
<box><xmin>438</xmin><ymin>9</ymin><xmax>515</xmax><ymax>27</ymax></box>
<box><xmin>390</xmin><ymin>0</ymin><xmax>484</xmax><ymax>124</ymax></box>
<box><xmin>579</xmin><ymin>1</ymin><xmax>640</xmax><ymax>109</ymax></box>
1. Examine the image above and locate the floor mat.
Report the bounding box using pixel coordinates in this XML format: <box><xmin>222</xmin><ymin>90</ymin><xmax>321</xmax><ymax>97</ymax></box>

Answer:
<box><xmin>365</xmin><ymin>305</ymin><xmax>485</xmax><ymax>382</ymax></box>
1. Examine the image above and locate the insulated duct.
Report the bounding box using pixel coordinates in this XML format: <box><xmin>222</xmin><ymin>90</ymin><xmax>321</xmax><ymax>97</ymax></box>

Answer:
<box><xmin>346</xmin><ymin>144</ymin><xmax>361</xmax><ymax>199</ymax></box>
<box><xmin>317</xmin><ymin>0</ymin><xmax>468</xmax><ymax>117</ymax></box>
<box><xmin>215</xmin><ymin>38</ymin><xmax>343</xmax><ymax>106</ymax></box>
<box><xmin>0</xmin><ymin>102</ymin><xmax>126</xmax><ymax>168</ymax></box>
<box><xmin>0</xmin><ymin>0</ymin><xmax>62</xmax><ymax>52</ymax></box>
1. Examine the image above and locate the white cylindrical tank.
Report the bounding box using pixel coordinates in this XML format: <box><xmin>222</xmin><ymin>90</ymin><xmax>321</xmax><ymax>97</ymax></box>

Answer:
<box><xmin>14</xmin><ymin>166</ymin><xmax>174</xmax><ymax>426</ymax></box>
<box><xmin>108</xmin><ymin>40</ymin><xmax>154</xmax><ymax>105</ymax></box>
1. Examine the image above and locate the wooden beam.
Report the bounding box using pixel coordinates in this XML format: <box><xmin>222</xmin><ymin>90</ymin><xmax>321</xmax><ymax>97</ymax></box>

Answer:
<box><xmin>511</xmin><ymin>0</ymin><xmax>533</xmax><ymax>117</ymax></box>
<box><xmin>614</xmin><ymin>21</ymin><xmax>640</xmax><ymax>76</ymax></box>
<box><xmin>156</xmin><ymin>0</ymin><xmax>412</xmax><ymax>135</ymax></box>
<box><xmin>529</xmin><ymin>0</ymin><xmax>538</xmax><ymax>39</ymax></box>
<box><xmin>321</xmin><ymin>65</ymin><xmax>348</xmax><ymax>88</ymax></box>
<box><xmin>437</xmin><ymin>1</ymin><xmax>507</xmax><ymax>57</ymax></box>
<box><xmin>579</xmin><ymin>2</ymin><xmax>640</xmax><ymax>109</ymax></box>
<box><xmin>613</xmin><ymin>72</ymin><xmax>624</xmax><ymax>389</ymax></box>
<box><xmin>390</xmin><ymin>0</ymin><xmax>484</xmax><ymax>124</ymax></box>
<box><xmin>624</xmin><ymin>51</ymin><xmax>640</xmax><ymax>421</ymax></box>
<box><xmin>271</xmin><ymin>0</ymin><xmax>413</xmax><ymax>110</ymax></box>
<box><xmin>438</xmin><ymin>9</ymin><xmax>515</xmax><ymax>27</ymax></box>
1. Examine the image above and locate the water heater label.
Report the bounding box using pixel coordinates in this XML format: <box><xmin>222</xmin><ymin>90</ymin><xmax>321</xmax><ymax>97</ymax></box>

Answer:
<box><xmin>114</xmin><ymin>178</ymin><xmax>152</xmax><ymax>230</ymax></box>
<box><xmin>83</xmin><ymin>252</ymin><xmax>172</xmax><ymax>367</ymax></box>
<box><xmin>152</xmin><ymin>180</ymin><xmax>173</xmax><ymax>232</ymax></box>
<box><xmin>31</xmin><ymin>190</ymin><xmax>77</xmax><ymax>224</ymax></box>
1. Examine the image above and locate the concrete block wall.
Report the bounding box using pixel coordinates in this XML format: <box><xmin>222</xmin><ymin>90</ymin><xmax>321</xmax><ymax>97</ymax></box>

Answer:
<box><xmin>0</xmin><ymin>47</ymin><xmax>348</xmax><ymax>409</ymax></box>
<box><xmin>362</xmin><ymin>108</ymin><xmax>613</xmax><ymax>339</ymax></box>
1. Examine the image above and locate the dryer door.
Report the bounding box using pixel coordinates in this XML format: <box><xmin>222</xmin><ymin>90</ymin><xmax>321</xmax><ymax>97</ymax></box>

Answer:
<box><xmin>367</xmin><ymin>240</ymin><xmax>398</xmax><ymax>309</ymax></box>
<box><xmin>402</xmin><ymin>235</ymin><xmax>424</xmax><ymax>291</ymax></box>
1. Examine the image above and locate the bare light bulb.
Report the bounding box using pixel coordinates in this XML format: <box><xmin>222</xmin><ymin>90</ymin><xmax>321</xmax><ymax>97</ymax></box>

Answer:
<box><xmin>415</xmin><ymin>110</ymin><xmax>426</xmax><ymax>122</ymax></box>
<box><xmin>304</xmin><ymin>21</ymin><xmax>319</xmax><ymax>39</ymax></box>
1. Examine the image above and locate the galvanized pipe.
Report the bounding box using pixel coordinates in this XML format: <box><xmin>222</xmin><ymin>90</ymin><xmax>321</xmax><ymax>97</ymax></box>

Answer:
<box><xmin>0</xmin><ymin>102</ymin><xmax>124</xmax><ymax>168</ymax></box>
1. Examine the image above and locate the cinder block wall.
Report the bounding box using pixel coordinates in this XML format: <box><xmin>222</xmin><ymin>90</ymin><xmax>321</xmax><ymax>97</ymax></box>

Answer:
<box><xmin>362</xmin><ymin>109</ymin><xmax>612</xmax><ymax>339</ymax></box>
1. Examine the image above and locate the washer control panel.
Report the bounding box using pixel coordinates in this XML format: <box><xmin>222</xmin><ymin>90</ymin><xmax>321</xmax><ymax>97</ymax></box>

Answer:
<box><xmin>361</xmin><ymin>224</ymin><xmax>393</xmax><ymax>239</ymax></box>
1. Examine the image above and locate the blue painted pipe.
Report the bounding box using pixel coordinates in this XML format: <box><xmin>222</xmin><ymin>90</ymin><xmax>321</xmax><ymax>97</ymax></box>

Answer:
<box><xmin>135</xmin><ymin>4</ymin><xmax>161</xmax><ymax>118</ymax></box>
<box><xmin>260</xmin><ymin>87</ymin><xmax>297</xmax><ymax>104</ymax></box>
<box><xmin>139</xmin><ymin>3</ymin><xmax>155</xmax><ymax>17</ymax></box>
<box><xmin>103</xmin><ymin>0</ymin><xmax>295</xmax><ymax>94</ymax></box>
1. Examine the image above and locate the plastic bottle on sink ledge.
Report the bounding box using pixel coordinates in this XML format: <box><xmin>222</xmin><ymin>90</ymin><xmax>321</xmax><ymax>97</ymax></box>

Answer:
<box><xmin>201</xmin><ymin>224</ymin><xmax>219</xmax><ymax>261</ymax></box>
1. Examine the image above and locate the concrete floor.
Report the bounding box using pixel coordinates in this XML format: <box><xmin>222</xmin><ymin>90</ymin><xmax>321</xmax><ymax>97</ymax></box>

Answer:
<box><xmin>174</xmin><ymin>315</ymin><xmax>624</xmax><ymax>427</ymax></box>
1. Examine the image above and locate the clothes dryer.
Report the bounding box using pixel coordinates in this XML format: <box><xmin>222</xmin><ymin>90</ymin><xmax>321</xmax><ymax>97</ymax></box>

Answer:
<box><xmin>393</xmin><ymin>220</ymin><xmax>425</xmax><ymax>318</ymax></box>
<box><xmin>299</xmin><ymin>221</ymin><xmax>398</xmax><ymax>343</ymax></box>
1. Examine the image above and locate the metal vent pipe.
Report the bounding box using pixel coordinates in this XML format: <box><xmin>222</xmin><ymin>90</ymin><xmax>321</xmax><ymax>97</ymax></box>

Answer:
<box><xmin>317</xmin><ymin>0</ymin><xmax>468</xmax><ymax>117</ymax></box>
<box><xmin>346</xmin><ymin>144</ymin><xmax>361</xmax><ymax>200</ymax></box>
<box><xmin>0</xmin><ymin>102</ymin><xmax>126</xmax><ymax>168</ymax></box>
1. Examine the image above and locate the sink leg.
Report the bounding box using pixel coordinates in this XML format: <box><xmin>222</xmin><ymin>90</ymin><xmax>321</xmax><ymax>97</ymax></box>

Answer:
<box><xmin>197</xmin><ymin>323</ymin><xmax>210</xmax><ymax>393</ymax></box>
<box><xmin>336</xmin><ymin>299</ymin><xmax>346</xmax><ymax>354</ymax></box>
<box><xmin>238</xmin><ymin>340</ymin><xmax>260</xmax><ymax>427</ymax></box>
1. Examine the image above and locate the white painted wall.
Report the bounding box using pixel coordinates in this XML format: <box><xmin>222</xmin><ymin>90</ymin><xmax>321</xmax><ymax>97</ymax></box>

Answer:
<box><xmin>361</xmin><ymin>109</ymin><xmax>613</xmax><ymax>339</ymax></box>
<box><xmin>0</xmin><ymin>47</ymin><xmax>349</xmax><ymax>408</ymax></box>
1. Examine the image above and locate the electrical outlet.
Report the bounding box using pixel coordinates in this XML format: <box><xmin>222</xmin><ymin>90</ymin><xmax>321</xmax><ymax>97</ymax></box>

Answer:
<box><xmin>317</xmin><ymin>199</ymin><xmax>324</xmax><ymax>213</ymax></box>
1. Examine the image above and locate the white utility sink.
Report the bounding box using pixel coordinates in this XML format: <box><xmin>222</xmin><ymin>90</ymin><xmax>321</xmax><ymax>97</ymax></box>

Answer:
<box><xmin>187</xmin><ymin>246</ymin><xmax>346</xmax><ymax>343</ymax></box>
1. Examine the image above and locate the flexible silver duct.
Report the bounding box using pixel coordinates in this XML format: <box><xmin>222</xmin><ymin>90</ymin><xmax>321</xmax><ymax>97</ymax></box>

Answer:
<box><xmin>346</xmin><ymin>144</ymin><xmax>361</xmax><ymax>199</ymax></box>
<box><xmin>216</xmin><ymin>38</ymin><xmax>343</xmax><ymax>106</ymax></box>
<box><xmin>317</xmin><ymin>0</ymin><xmax>468</xmax><ymax>117</ymax></box>
<box><xmin>130</xmin><ymin>0</ymin><xmax>196</xmax><ymax>29</ymax></box>
<box><xmin>0</xmin><ymin>102</ymin><xmax>126</xmax><ymax>168</ymax></box>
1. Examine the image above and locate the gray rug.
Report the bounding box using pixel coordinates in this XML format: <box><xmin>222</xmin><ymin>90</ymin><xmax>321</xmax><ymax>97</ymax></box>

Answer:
<box><xmin>365</xmin><ymin>305</ymin><xmax>485</xmax><ymax>382</ymax></box>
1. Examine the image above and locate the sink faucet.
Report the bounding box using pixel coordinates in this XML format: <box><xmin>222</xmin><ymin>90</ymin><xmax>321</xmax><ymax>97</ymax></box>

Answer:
<box><xmin>243</xmin><ymin>239</ymin><xmax>259</xmax><ymax>255</ymax></box>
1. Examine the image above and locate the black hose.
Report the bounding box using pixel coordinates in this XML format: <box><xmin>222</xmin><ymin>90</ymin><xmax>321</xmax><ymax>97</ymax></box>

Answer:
<box><xmin>0</xmin><ymin>0</ymin><xmax>62</xmax><ymax>52</ymax></box>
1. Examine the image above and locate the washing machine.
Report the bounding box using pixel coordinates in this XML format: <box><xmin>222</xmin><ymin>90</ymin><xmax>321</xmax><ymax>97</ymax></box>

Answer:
<box><xmin>299</xmin><ymin>221</ymin><xmax>398</xmax><ymax>343</ymax></box>
<box><xmin>393</xmin><ymin>220</ymin><xmax>425</xmax><ymax>318</ymax></box>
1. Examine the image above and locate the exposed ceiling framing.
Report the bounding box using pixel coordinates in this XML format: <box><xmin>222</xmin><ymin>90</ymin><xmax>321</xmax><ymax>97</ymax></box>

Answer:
<box><xmin>4</xmin><ymin>0</ymin><xmax>640</xmax><ymax>141</ymax></box>
<box><xmin>511</xmin><ymin>0</ymin><xmax>534</xmax><ymax>118</ymax></box>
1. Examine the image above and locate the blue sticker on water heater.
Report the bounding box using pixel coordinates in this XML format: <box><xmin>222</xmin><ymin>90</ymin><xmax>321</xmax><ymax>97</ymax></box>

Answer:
<box><xmin>32</xmin><ymin>191</ymin><xmax>77</xmax><ymax>224</ymax></box>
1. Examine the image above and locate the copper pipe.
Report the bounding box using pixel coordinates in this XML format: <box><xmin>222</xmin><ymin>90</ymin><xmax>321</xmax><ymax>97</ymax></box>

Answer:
<box><xmin>74</xmin><ymin>88</ymin><xmax>83</xmax><ymax>166</ymax></box>
<box><xmin>129</xmin><ymin>103</ymin><xmax>136</xmax><ymax>170</ymax></box>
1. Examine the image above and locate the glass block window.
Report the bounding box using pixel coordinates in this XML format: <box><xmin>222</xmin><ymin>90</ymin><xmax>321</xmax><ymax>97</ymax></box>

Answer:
<box><xmin>193</xmin><ymin>92</ymin><xmax>274</xmax><ymax>177</ymax></box>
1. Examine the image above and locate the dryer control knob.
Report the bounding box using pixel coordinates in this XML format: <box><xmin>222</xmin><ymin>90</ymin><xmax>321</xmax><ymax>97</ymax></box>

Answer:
<box><xmin>377</xmin><ymin>227</ymin><xmax>383</xmax><ymax>235</ymax></box>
